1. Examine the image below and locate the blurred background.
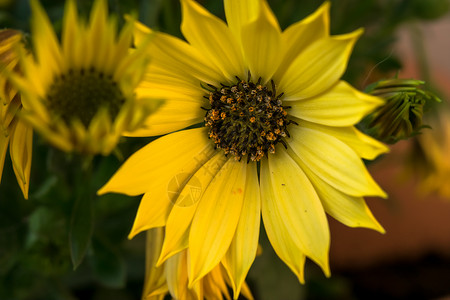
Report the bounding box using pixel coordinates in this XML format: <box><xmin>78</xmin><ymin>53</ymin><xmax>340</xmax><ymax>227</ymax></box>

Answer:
<box><xmin>0</xmin><ymin>0</ymin><xmax>450</xmax><ymax>299</ymax></box>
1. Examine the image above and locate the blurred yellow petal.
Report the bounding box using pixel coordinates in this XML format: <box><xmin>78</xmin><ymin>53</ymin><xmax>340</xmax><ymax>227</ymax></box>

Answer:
<box><xmin>61</xmin><ymin>0</ymin><xmax>80</xmax><ymax>69</ymax></box>
<box><xmin>0</xmin><ymin>131</ymin><xmax>9</xmax><ymax>183</ymax></box>
<box><xmin>142</xmin><ymin>228</ymin><xmax>168</xmax><ymax>299</ymax></box>
<box><xmin>9</xmin><ymin>119</ymin><xmax>32</xmax><ymax>199</ymax></box>
<box><xmin>31</xmin><ymin>0</ymin><xmax>63</xmax><ymax>75</ymax></box>
<box><xmin>87</xmin><ymin>0</ymin><xmax>110</xmax><ymax>71</ymax></box>
<box><xmin>166</xmin><ymin>251</ymin><xmax>199</xmax><ymax>300</ymax></box>
<box><xmin>203</xmin><ymin>265</ymin><xmax>231</xmax><ymax>300</ymax></box>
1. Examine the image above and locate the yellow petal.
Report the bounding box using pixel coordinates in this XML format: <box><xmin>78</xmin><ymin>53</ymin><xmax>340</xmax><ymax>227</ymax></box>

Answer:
<box><xmin>240</xmin><ymin>0</ymin><xmax>282</xmax><ymax>83</ymax></box>
<box><xmin>98</xmin><ymin>128</ymin><xmax>214</xmax><ymax>196</ymax></box>
<box><xmin>261</xmin><ymin>147</ymin><xmax>330</xmax><ymax>280</ymax></box>
<box><xmin>165</xmin><ymin>251</ymin><xmax>198</xmax><ymax>300</ymax></box>
<box><xmin>260</xmin><ymin>158</ymin><xmax>306</xmax><ymax>282</ymax></box>
<box><xmin>189</xmin><ymin>158</ymin><xmax>247</xmax><ymax>286</ymax></box>
<box><xmin>279</xmin><ymin>29</ymin><xmax>363</xmax><ymax>100</ymax></box>
<box><xmin>11</xmin><ymin>55</ymin><xmax>48</xmax><ymax>106</ymax></box>
<box><xmin>9</xmin><ymin>119</ymin><xmax>32</xmax><ymax>199</ymax></box>
<box><xmin>288</xmin><ymin>81</ymin><xmax>384</xmax><ymax>125</ymax></box>
<box><xmin>223</xmin><ymin>162</ymin><xmax>260</xmax><ymax>298</ymax></box>
<box><xmin>274</xmin><ymin>1</ymin><xmax>330</xmax><ymax>82</ymax></box>
<box><xmin>288</xmin><ymin>125</ymin><xmax>387</xmax><ymax>198</ymax></box>
<box><xmin>203</xmin><ymin>264</ymin><xmax>231</xmax><ymax>300</ymax></box>
<box><xmin>31</xmin><ymin>0</ymin><xmax>63</xmax><ymax>75</ymax></box>
<box><xmin>113</xmin><ymin>24</ymin><xmax>146</xmax><ymax>84</ymax></box>
<box><xmin>129</xmin><ymin>191</ymin><xmax>172</xmax><ymax>239</ymax></box>
<box><xmin>157</xmin><ymin>152</ymin><xmax>228</xmax><ymax>265</ymax></box>
<box><xmin>180</xmin><ymin>0</ymin><xmax>245</xmax><ymax>81</ymax></box>
<box><xmin>241</xmin><ymin>281</ymin><xmax>254</xmax><ymax>300</ymax></box>
<box><xmin>125</xmin><ymin>98</ymin><xmax>204</xmax><ymax>137</ymax></box>
<box><xmin>61</xmin><ymin>0</ymin><xmax>80</xmax><ymax>69</ymax></box>
<box><xmin>294</xmin><ymin>119</ymin><xmax>389</xmax><ymax>160</ymax></box>
<box><xmin>288</xmin><ymin>149</ymin><xmax>384</xmax><ymax>233</ymax></box>
<box><xmin>142</xmin><ymin>228</ymin><xmax>168</xmax><ymax>299</ymax></box>
<box><xmin>224</xmin><ymin>0</ymin><xmax>260</xmax><ymax>43</ymax></box>
<box><xmin>20</xmin><ymin>112</ymin><xmax>72</xmax><ymax>152</ymax></box>
<box><xmin>139</xmin><ymin>64</ymin><xmax>206</xmax><ymax>100</ymax></box>
<box><xmin>0</xmin><ymin>131</ymin><xmax>9</xmax><ymax>184</ymax></box>
<box><xmin>134</xmin><ymin>21</ymin><xmax>224</xmax><ymax>85</ymax></box>
<box><xmin>87</xmin><ymin>0</ymin><xmax>110</xmax><ymax>70</ymax></box>
<box><xmin>100</xmin><ymin>17</ymin><xmax>119</xmax><ymax>76</ymax></box>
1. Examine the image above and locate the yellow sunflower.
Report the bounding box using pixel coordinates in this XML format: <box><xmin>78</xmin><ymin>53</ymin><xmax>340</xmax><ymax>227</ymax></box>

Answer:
<box><xmin>9</xmin><ymin>0</ymin><xmax>161</xmax><ymax>155</ymax></box>
<box><xmin>143</xmin><ymin>228</ymin><xmax>253</xmax><ymax>300</ymax></box>
<box><xmin>99</xmin><ymin>0</ymin><xmax>388</xmax><ymax>296</ymax></box>
<box><xmin>0</xmin><ymin>29</ymin><xmax>32</xmax><ymax>198</ymax></box>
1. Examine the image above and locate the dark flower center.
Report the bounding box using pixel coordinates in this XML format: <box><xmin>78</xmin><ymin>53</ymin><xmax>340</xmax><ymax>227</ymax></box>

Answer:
<box><xmin>46</xmin><ymin>68</ymin><xmax>126</xmax><ymax>127</ymax></box>
<box><xmin>204</xmin><ymin>75</ymin><xmax>294</xmax><ymax>162</ymax></box>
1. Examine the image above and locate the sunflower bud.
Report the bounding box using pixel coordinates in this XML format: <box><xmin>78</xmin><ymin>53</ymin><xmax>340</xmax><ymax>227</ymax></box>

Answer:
<box><xmin>361</xmin><ymin>78</ymin><xmax>441</xmax><ymax>144</ymax></box>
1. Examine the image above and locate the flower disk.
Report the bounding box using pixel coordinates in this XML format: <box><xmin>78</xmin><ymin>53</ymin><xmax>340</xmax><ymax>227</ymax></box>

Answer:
<box><xmin>205</xmin><ymin>76</ymin><xmax>291</xmax><ymax>162</ymax></box>
<box><xmin>47</xmin><ymin>68</ymin><xmax>125</xmax><ymax>127</ymax></box>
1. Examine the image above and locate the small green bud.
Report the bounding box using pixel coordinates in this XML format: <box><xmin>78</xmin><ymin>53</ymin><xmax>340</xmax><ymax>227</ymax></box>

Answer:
<box><xmin>361</xmin><ymin>78</ymin><xmax>441</xmax><ymax>144</ymax></box>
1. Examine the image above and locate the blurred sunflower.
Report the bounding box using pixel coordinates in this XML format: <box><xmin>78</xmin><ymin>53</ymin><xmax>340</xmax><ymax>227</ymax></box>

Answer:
<box><xmin>0</xmin><ymin>29</ymin><xmax>32</xmax><ymax>198</ymax></box>
<box><xmin>143</xmin><ymin>228</ymin><xmax>253</xmax><ymax>300</ymax></box>
<box><xmin>9</xmin><ymin>0</ymin><xmax>161</xmax><ymax>155</ymax></box>
<box><xmin>100</xmin><ymin>0</ymin><xmax>388</xmax><ymax>295</ymax></box>
<box><xmin>408</xmin><ymin>102</ymin><xmax>450</xmax><ymax>198</ymax></box>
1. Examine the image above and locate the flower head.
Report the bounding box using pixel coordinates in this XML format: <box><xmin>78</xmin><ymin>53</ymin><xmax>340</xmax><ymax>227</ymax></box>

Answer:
<box><xmin>100</xmin><ymin>0</ymin><xmax>388</xmax><ymax>296</ymax></box>
<box><xmin>0</xmin><ymin>29</ymin><xmax>32</xmax><ymax>198</ymax></box>
<box><xmin>10</xmin><ymin>0</ymin><xmax>161</xmax><ymax>155</ymax></box>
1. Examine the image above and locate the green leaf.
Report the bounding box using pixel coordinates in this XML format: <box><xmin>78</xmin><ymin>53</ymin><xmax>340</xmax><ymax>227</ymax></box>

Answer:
<box><xmin>90</xmin><ymin>236</ymin><xmax>126</xmax><ymax>288</ymax></box>
<box><xmin>69</xmin><ymin>190</ymin><xmax>94</xmax><ymax>270</ymax></box>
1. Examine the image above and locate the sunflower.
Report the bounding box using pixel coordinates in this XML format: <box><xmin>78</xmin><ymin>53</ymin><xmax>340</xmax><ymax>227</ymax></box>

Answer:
<box><xmin>143</xmin><ymin>228</ymin><xmax>253</xmax><ymax>300</ymax></box>
<box><xmin>9</xmin><ymin>0</ymin><xmax>161</xmax><ymax>155</ymax></box>
<box><xmin>99</xmin><ymin>0</ymin><xmax>388</xmax><ymax>296</ymax></box>
<box><xmin>0</xmin><ymin>29</ymin><xmax>32</xmax><ymax>198</ymax></box>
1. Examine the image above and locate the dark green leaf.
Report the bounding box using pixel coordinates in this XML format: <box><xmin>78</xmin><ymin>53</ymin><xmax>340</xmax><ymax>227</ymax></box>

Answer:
<box><xmin>69</xmin><ymin>190</ymin><xmax>94</xmax><ymax>270</ymax></box>
<box><xmin>90</xmin><ymin>236</ymin><xmax>126</xmax><ymax>288</ymax></box>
